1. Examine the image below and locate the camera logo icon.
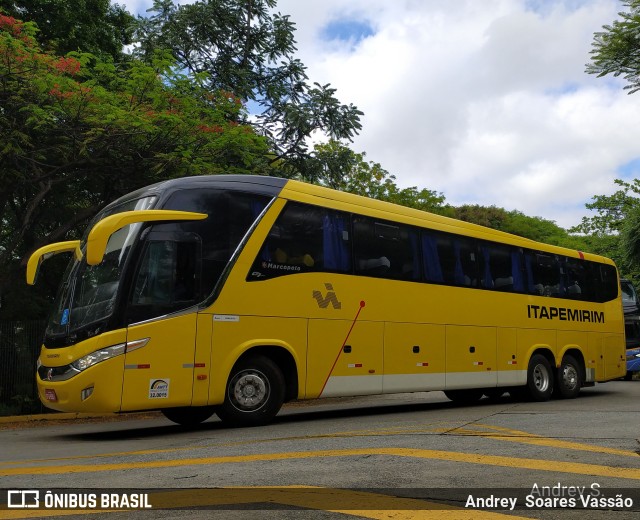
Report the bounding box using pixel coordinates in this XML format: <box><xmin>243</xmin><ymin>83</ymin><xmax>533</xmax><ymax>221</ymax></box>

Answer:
<box><xmin>7</xmin><ymin>490</ymin><xmax>40</xmax><ymax>508</ymax></box>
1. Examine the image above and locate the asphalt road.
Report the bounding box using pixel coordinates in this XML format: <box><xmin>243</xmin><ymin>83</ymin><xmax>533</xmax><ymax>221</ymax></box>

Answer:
<box><xmin>1</xmin><ymin>380</ymin><xmax>639</xmax><ymax>519</ymax></box>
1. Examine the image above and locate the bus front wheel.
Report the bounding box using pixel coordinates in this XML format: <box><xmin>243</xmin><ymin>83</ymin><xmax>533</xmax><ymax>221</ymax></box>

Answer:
<box><xmin>216</xmin><ymin>355</ymin><xmax>285</xmax><ymax>427</ymax></box>
<box><xmin>162</xmin><ymin>406</ymin><xmax>216</xmax><ymax>426</ymax></box>
<box><xmin>525</xmin><ymin>354</ymin><xmax>554</xmax><ymax>401</ymax></box>
<box><xmin>555</xmin><ymin>354</ymin><xmax>582</xmax><ymax>399</ymax></box>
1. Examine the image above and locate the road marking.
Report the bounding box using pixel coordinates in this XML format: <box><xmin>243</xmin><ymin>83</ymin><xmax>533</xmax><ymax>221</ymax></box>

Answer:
<box><xmin>1</xmin><ymin>447</ymin><xmax>639</xmax><ymax>479</ymax></box>
<box><xmin>453</xmin><ymin>424</ymin><xmax>638</xmax><ymax>457</ymax></box>
<box><xmin>1</xmin><ymin>420</ymin><xmax>637</xmax><ymax>474</ymax></box>
<box><xmin>0</xmin><ymin>486</ymin><xmax>534</xmax><ymax>519</ymax></box>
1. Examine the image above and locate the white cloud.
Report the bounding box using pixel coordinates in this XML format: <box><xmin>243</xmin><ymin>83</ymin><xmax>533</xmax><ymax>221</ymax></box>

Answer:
<box><xmin>122</xmin><ymin>0</ymin><xmax>639</xmax><ymax>229</ymax></box>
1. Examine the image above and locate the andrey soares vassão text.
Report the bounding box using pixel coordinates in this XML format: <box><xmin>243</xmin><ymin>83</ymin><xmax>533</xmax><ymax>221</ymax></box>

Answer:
<box><xmin>465</xmin><ymin>484</ymin><xmax>635</xmax><ymax>511</ymax></box>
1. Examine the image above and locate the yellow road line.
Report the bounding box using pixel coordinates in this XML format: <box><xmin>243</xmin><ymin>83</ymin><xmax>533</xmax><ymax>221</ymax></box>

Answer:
<box><xmin>0</xmin><ymin>487</ymin><xmax>534</xmax><ymax>520</ymax></box>
<box><xmin>455</xmin><ymin>424</ymin><xmax>637</xmax><ymax>457</ymax></box>
<box><xmin>0</xmin><ymin>424</ymin><xmax>457</xmax><ymax>468</ymax></box>
<box><xmin>1</xmin><ymin>447</ymin><xmax>639</xmax><ymax>480</ymax></box>
<box><xmin>1</xmin><ymin>421</ymin><xmax>636</xmax><ymax>472</ymax></box>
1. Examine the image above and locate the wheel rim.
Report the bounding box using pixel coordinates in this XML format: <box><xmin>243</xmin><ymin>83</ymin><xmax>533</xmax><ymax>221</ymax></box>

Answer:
<box><xmin>229</xmin><ymin>369</ymin><xmax>270</xmax><ymax>412</ymax></box>
<box><xmin>532</xmin><ymin>363</ymin><xmax>550</xmax><ymax>392</ymax></box>
<box><xmin>562</xmin><ymin>364</ymin><xmax>578</xmax><ymax>391</ymax></box>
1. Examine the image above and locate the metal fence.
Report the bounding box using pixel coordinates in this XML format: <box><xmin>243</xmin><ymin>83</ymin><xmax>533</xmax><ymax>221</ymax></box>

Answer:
<box><xmin>0</xmin><ymin>320</ymin><xmax>47</xmax><ymax>416</ymax></box>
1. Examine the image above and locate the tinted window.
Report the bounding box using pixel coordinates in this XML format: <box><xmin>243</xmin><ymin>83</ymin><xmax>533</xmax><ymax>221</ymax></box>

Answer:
<box><xmin>592</xmin><ymin>264</ymin><xmax>618</xmax><ymax>303</ymax></box>
<box><xmin>525</xmin><ymin>252</ymin><xmax>561</xmax><ymax>296</ymax></box>
<box><xmin>480</xmin><ymin>243</ymin><xmax>525</xmax><ymax>292</ymax></box>
<box><xmin>562</xmin><ymin>258</ymin><xmax>588</xmax><ymax>300</ymax></box>
<box><xmin>249</xmin><ymin>202</ymin><xmax>351</xmax><ymax>280</ymax></box>
<box><xmin>127</xmin><ymin>231</ymin><xmax>201</xmax><ymax>324</ymax></box>
<box><xmin>353</xmin><ymin>216</ymin><xmax>420</xmax><ymax>280</ymax></box>
<box><xmin>431</xmin><ymin>234</ymin><xmax>479</xmax><ymax>287</ymax></box>
<box><xmin>132</xmin><ymin>241</ymin><xmax>199</xmax><ymax>306</ymax></box>
<box><xmin>164</xmin><ymin>189</ymin><xmax>270</xmax><ymax>295</ymax></box>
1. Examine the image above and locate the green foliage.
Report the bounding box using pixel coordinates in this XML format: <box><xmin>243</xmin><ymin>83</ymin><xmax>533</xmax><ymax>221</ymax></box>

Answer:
<box><xmin>0</xmin><ymin>13</ymin><xmax>272</xmax><ymax>319</ymax></box>
<box><xmin>621</xmin><ymin>204</ymin><xmax>640</xmax><ymax>268</ymax></box>
<box><xmin>0</xmin><ymin>0</ymin><xmax>135</xmax><ymax>61</ymax></box>
<box><xmin>586</xmin><ymin>0</ymin><xmax>640</xmax><ymax>93</ymax></box>
<box><xmin>134</xmin><ymin>0</ymin><xmax>363</xmax><ymax>178</ymax></box>
<box><xmin>570</xmin><ymin>179</ymin><xmax>640</xmax><ymax>279</ymax></box>
<box><xmin>453</xmin><ymin>205</ymin><xmax>589</xmax><ymax>250</ymax></box>
<box><xmin>308</xmin><ymin>140</ymin><xmax>447</xmax><ymax>213</ymax></box>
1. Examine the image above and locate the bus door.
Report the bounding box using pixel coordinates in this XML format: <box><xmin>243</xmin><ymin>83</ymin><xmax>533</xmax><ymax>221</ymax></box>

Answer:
<box><xmin>120</xmin><ymin>230</ymin><xmax>202</xmax><ymax>411</ymax></box>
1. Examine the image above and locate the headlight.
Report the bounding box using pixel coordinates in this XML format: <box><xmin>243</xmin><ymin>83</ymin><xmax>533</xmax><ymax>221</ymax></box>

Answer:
<box><xmin>71</xmin><ymin>343</ymin><xmax>126</xmax><ymax>372</ymax></box>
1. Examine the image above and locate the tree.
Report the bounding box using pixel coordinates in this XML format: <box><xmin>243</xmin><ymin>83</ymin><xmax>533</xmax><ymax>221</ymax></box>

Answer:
<box><xmin>571</xmin><ymin>179</ymin><xmax>640</xmax><ymax>281</ymax></box>
<box><xmin>0</xmin><ymin>14</ymin><xmax>272</xmax><ymax>319</ymax></box>
<box><xmin>586</xmin><ymin>0</ymin><xmax>640</xmax><ymax>93</ymax></box>
<box><xmin>308</xmin><ymin>140</ymin><xmax>447</xmax><ymax>213</ymax></box>
<box><xmin>134</xmin><ymin>0</ymin><xmax>363</xmax><ymax>178</ymax></box>
<box><xmin>621</xmin><ymin>205</ymin><xmax>640</xmax><ymax>271</ymax></box>
<box><xmin>454</xmin><ymin>205</ymin><xmax>587</xmax><ymax>248</ymax></box>
<box><xmin>0</xmin><ymin>0</ymin><xmax>135</xmax><ymax>61</ymax></box>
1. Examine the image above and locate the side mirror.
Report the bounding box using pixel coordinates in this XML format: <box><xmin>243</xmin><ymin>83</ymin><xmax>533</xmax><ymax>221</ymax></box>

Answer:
<box><xmin>85</xmin><ymin>210</ymin><xmax>207</xmax><ymax>266</ymax></box>
<box><xmin>26</xmin><ymin>241</ymin><xmax>82</xmax><ymax>285</ymax></box>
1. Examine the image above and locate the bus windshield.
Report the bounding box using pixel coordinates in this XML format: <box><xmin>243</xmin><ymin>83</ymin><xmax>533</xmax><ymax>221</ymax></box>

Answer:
<box><xmin>45</xmin><ymin>196</ymin><xmax>156</xmax><ymax>345</ymax></box>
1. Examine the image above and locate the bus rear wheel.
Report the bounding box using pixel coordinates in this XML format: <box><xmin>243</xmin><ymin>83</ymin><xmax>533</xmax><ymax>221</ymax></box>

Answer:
<box><xmin>444</xmin><ymin>389</ymin><xmax>484</xmax><ymax>404</ymax></box>
<box><xmin>525</xmin><ymin>354</ymin><xmax>554</xmax><ymax>401</ymax></box>
<box><xmin>555</xmin><ymin>354</ymin><xmax>582</xmax><ymax>399</ymax></box>
<box><xmin>162</xmin><ymin>406</ymin><xmax>216</xmax><ymax>426</ymax></box>
<box><xmin>216</xmin><ymin>355</ymin><xmax>285</xmax><ymax>427</ymax></box>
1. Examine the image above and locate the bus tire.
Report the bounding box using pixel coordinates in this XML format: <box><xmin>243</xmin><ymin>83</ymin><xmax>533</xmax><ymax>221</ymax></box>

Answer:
<box><xmin>444</xmin><ymin>389</ymin><xmax>484</xmax><ymax>404</ymax></box>
<box><xmin>162</xmin><ymin>406</ymin><xmax>216</xmax><ymax>426</ymax></box>
<box><xmin>216</xmin><ymin>355</ymin><xmax>285</xmax><ymax>427</ymax></box>
<box><xmin>525</xmin><ymin>354</ymin><xmax>554</xmax><ymax>401</ymax></box>
<box><xmin>556</xmin><ymin>354</ymin><xmax>582</xmax><ymax>399</ymax></box>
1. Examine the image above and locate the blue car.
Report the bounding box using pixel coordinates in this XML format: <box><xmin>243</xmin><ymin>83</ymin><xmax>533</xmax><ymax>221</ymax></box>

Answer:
<box><xmin>626</xmin><ymin>347</ymin><xmax>640</xmax><ymax>380</ymax></box>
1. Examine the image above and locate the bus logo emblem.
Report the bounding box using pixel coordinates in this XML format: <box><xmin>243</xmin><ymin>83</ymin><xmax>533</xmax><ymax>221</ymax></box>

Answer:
<box><xmin>312</xmin><ymin>283</ymin><xmax>341</xmax><ymax>309</ymax></box>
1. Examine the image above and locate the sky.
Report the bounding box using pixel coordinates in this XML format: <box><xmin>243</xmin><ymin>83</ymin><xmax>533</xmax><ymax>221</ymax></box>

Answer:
<box><xmin>122</xmin><ymin>0</ymin><xmax>640</xmax><ymax>229</ymax></box>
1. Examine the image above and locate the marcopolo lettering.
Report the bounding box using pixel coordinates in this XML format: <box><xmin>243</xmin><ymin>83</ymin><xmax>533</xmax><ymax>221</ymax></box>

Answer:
<box><xmin>527</xmin><ymin>305</ymin><xmax>604</xmax><ymax>323</ymax></box>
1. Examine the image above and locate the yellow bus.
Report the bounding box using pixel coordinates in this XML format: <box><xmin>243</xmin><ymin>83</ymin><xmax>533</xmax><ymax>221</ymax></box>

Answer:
<box><xmin>28</xmin><ymin>175</ymin><xmax>626</xmax><ymax>426</ymax></box>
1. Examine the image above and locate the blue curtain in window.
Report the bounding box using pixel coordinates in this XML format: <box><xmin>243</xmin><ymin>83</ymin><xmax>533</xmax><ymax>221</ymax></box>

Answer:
<box><xmin>525</xmin><ymin>253</ymin><xmax>535</xmax><ymax>293</ymax></box>
<box><xmin>422</xmin><ymin>234</ymin><xmax>443</xmax><ymax>283</ymax></box>
<box><xmin>453</xmin><ymin>241</ymin><xmax>465</xmax><ymax>285</ymax></box>
<box><xmin>323</xmin><ymin>214</ymin><xmax>350</xmax><ymax>271</ymax></box>
<box><xmin>511</xmin><ymin>251</ymin><xmax>524</xmax><ymax>291</ymax></box>
<box><xmin>408</xmin><ymin>231</ymin><xmax>421</xmax><ymax>280</ymax></box>
<box><xmin>481</xmin><ymin>246</ymin><xmax>493</xmax><ymax>288</ymax></box>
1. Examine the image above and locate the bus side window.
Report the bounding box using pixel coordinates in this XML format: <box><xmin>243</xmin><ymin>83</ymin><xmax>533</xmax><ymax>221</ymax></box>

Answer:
<box><xmin>526</xmin><ymin>252</ymin><xmax>562</xmax><ymax>297</ymax></box>
<box><xmin>480</xmin><ymin>244</ymin><xmax>525</xmax><ymax>292</ymax></box>
<box><xmin>593</xmin><ymin>264</ymin><xmax>618</xmax><ymax>303</ymax></box>
<box><xmin>248</xmin><ymin>202</ymin><xmax>350</xmax><ymax>280</ymax></box>
<box><xmin>353</xmin><ymin>217</ymin><xmax>420</xmax><ymax>280</ymax></box>
<box><xmin>422</xmin><ymin>232</ymin><xmax>444</xmax><ymax>283</ymax></box>
<box><xmin>431</xmin><ymin>235</ymin><xmax>478</xmax><ymax>287</ymax></box>
<box><xmin>563</xmin><ymin>258</ymin><xmax>586</xmax><ymax>300</ymax></box>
